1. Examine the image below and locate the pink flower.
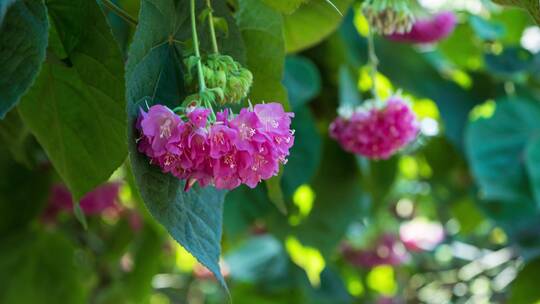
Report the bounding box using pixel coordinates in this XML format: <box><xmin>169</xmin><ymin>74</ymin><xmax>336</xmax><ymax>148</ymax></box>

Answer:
<box><xmin>399</xmin><ymin>218</ymin><xmax>445</xmax><ymax>251</ymax></box>
<box><xmin>342</xmin><ymin>234</ymin><xmax>409</xmax><ymax>268</ymax></box>
<box><xmin>254</xmin><ymin>103</ymin><xmax>294</xmax><ymax>136</ymax></box>
<box><xmin>329</xmin><ymin>96</ymin><xmax>419</xmax><ymax>159</ymax></box>
<box><xmin>187</xmin><ymin>107</ymin><xmax>211</xmax><ymax>128</ymax></box>
<box><xmin>136</xmin><ymin>103</ymin><xmax>295</xmax><ymax>191</ymax></box>
<box><xmin>139</xmin><ymin>105</ymin><xmax>181</xmax><ymax>157</ymax></box>
<box><xmin>209</xmin><ymin>124</ymin><xmax>237</xmax><ymax>159</ymax></box>
<box><xmin>43</xmin><ymin>183</ymin><xmax>121</xmax><ymax>220</ymax></box>
<box><xmin>388</xmin><ymin>11</ymin><xmax>457</xmax><ymax>44</ymax></box>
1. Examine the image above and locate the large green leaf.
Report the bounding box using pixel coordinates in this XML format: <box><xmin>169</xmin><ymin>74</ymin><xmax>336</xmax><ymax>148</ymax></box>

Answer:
<box><xmin>510</xmin><ymin>257</ymin><xmax>540</xmax><ymax>303</ymax></box>
<box><xmin>0</xmin><ymin>0</ymin><xmax>48</xmax><ymax>118</ymax></box>
<box><xmin>0</xmin><ymin>146</ymin><xmax>51</xmax><ymax>236</ymax></box>
<box><xmin>18</xmin><ymin>0</ymin><xmax>126</xmax><ymax>200</ymax></box>
<box><xmin>0</xmin><ymin>230</ymin><xmax>87</xmax><ymax>303</ymax></box>
<box><xmin>493</xmin><ymin>0</ymin><xmax>540</xmax><ymax>25</ymax></box>
<box><xmin>0</xmin><ymin>109</ymin><xmax>38</xmax><ymax>167</ymax></box>
<box><xmin>283</xmin><ymin>55</ymin><xmax>321</xmax><ymax>110</ymax></box>
<box><xmin>0</xmin><ymin>0</ymin><xmax>17</xmax><ymax>22</ymax></box>
<box><xmin>282</xmin><ymin>106</ymin><xmax>322</xmax><ymax>196</ymax></box>
<box><xmin>125</xmin><ymin>0</ymin><xmax>243</xmax><ymax>287</ymax></box>
<box><xmin>526</xmin><ymin>138</ymin><xmax>540</xmax><ymax>205</ymax></box>
<box><xmin>236</xmin><ymin>0</ymin><xmax>288</xmax><ymax>105</ymax></box>
<box><xmin>283</xmin><ymin>0</ymin><xmax>352</xmax><ymax>53</ymax></box>
<box><xmin>225</xmin><ymin>235</ymin><xmax>289</xmax><ymax>284</ymax></box>
<box><xmin>465</xmin><ymin>97</ymin><xmax>540</xmax><ymax>205</ymax></box>
<box><xmin>262</xmin><ymin>0</ymin><xmax>307</xmax><ymax>14</ymax></box>
<box><xmin>224</xmin><ymin>185</ymin><xmax>273</xmax><ymax>241</ymax></box>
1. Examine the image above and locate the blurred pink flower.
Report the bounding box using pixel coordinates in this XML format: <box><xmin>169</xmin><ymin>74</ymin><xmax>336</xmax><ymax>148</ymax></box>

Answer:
<box><xmin>43</xmin><ymin>183</ymin><xmax>121</xmax><ymax>220</ymax></box>
<box><xmin>342</xmin><ymin>234</ymin><xmax>408</xmax><ymax>267</ymax></box>
<box><xmin>194</xmin><ymin>260</ymin><xmax>230</xmax><ymax>280</ymax></box>
<box><xmin>399</xmin><ymin>218</ymin><xmax>445</xmax><ymax>251</ymax></box>
<box><xmin>387</xmin><ymin>11</ymin><xmax>457</xmax><ymax>44</ymax></box>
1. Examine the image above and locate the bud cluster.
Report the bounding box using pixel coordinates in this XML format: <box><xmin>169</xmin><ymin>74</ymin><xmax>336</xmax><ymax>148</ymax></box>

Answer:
<box><xmin>362</xmin><ymin>0</ymin><xmax>416</xmax><ymax>35</ymax></box>
<box><xmin>185</xmin><ymin>54</ymin><xmax>253</xmax><ymax>105</ymax></box>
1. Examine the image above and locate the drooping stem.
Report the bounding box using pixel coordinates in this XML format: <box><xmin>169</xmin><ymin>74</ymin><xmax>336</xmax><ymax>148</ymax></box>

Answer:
<box><xmin>367</xmin><ymin>26</ymin><xmax>380</xmax><ymax>102</ymax></box>
<box><xmin>206</xmin><ymin>0</ymin><xmax>219</xmax><ymax>54</ymax></box>
<box><xmin>191</xmin><ymin>0</ymin><xmax>207</xmax><ymax>92</ymax></box>
<box><xmin>101</xmin><ymin>0</ymin><xmax>137</xmax><ymax>27</ymax></box>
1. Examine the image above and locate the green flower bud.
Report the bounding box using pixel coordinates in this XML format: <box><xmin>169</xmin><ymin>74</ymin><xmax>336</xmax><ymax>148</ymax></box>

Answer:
<box><xmin>362</xmin><ymin>0</ymin><xmax>415</xmax><ymax>35</ymax></box>
<box><xmin>185</xmin><ymin>54</ymin><xmax>253</xmax><ymax>105</ymax></box>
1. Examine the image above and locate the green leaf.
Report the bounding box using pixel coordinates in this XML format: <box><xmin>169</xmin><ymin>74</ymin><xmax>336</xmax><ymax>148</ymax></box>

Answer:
<box><xmin>284</xmin><ymin>55</ymin><xmax>321</xmax><ymax>110</ymax></box>
<box><xmin>469</xmin><ymin>15</ymin><xmax>505</xmax><ymax>41</ymax></box>
<box><xmin>282</xmin><ymin>106</ymin><xmax>322</xmax><ymax>196</ymax></box>
<box><xmin>510</xmin><ymin>257</ymin><xmax>540</xmax><ymax>303</ymax></box>
<box><xmin>0</xmin><ymin>230</ymin><xmax>87</xmax><ymax>304</ymax></box>
<box><xmin>338</xmin><ymin>65</ymin><xmax>361</xmax><ymax>108</ymax></box>
<box><xmin>439</xmin><ymin>23</ymin><xmax>483</xmax><ymax>70</ymax></box>
<box><xmin>484</xmin><ymin>47</ymin><xmax>534</xmax><ymax>80</ymax></box>
<box><xmin>262</xmin><ymin>0</ymin><xmax>307</xmax><ymax>14</ymax></box>
<box><xmin>526</xmin><ymin>138</ymin><xmax>540</xmax><ymax>205</ymax></box>
<box><xmin>19</xmin><ymin>0</ymin><xmax>126</xmax><ymax>200</ymax></box>
<box><xmin>0</xmin><ymin>0</ymin><xmax>48</xmax><ymax>118</ymax></box>
<box><xmin>283</xmin><ymin>0</ymin><xmax>352</xmax><ymax>53</ymax></box>
<box><xmin>465</xmin><ymin>97</ymin><xmax>540</xmax><ymax>206</ymax></box>
<box><xmin>0</xmin><ymin>109</ymin><xmax>38</xmax><ymax>167</ymax></box>
<box><xmin>224</xmin><ymin>185</ymin><xmax>273</xmax><ymax>241</ymax></box>
<box><xmin>266</xmin><ymin>175</ymin><xmax>288</xmax><ymax>214</ymax></box>
<box><xmin>491</xmin><ymin>8</ymin><xmax>531</xmax><ymax>44</ymax></box>
<box><xmin>0</xmin><ymin>0</ymin><xmax>17</xmax><ymax>23</ymax></box>
<box><xmin>492</xmin><ymin>0</ymin><xmax>540</xmax><ymax>25</ymax></box>
<box><xmin>0</xmin><ymin>146</ymin><xmax>52</xmax><ymax>236</ymax></box>
<box><xmin>236</xmin><ymin>0</ymin><xmax>288</xmax><ymax>105</ymax></box>
<box><xmin>125</xmin><ymin>0</ymin><xmax>242</xmax><ymax>287</ymax></box>
<box><xmin>225</xmin><ymin>235</ymin><xmax>289</xmax><ymax>284</ymax></box>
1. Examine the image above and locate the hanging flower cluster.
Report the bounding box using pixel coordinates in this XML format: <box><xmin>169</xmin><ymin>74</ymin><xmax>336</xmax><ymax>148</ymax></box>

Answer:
<box><xmin>388</xmin><ymin>11</ymin><xmax>457</xmax><ymax>44</ymax></box>
<box><xmin>135</xmin><ymin>0</ymin><xmax>294</xmax><ymax>192</ymax></box>
<box><xmin>136</xmin><ymin>103</ymin><xmax>294</xmax><ymax>191</ymax></box>
<box><xmin>362</xmin><ymin>0</ymin><xmax>416</xmax><ymax>35</ymax></box>
<box><xmin>185</xmin><ymin>54</ymin><xmax>253</xmax><ymax>105</ymax></box>
<box><xmin>329</xmin><ymin>96</ymin><xmax>419</xmax><ymax>160</ymax></box>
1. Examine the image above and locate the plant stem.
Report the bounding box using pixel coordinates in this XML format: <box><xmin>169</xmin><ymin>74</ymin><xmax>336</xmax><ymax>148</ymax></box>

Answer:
<box><xmin>191</xmin><ymin>0</ymin><xmax>206</xmax><ymax>92</ymax></box>
<box><xmin>367</xmin><ymin>26</ymin><xmax>380</xmax><ymax>102</ymax></box>
<box><xmin>101</xmin><ymin>0</ymin><xmax>137</xmax><ymax>27</ymax></box>
<box><xmin>206</xmin><ymin>0</ymin><xmax>219</xmax><ymax>54</ymax></box>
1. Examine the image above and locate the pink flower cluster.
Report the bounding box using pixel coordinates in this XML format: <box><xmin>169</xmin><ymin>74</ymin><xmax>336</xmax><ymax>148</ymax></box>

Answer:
<box><xmin>342</xmin><ymin>234</ymin><xmax>409</xmax><ymax>268</ymax></box>
<box><xmin>387</xmin><ymin>11</ymin><xmax>457</xmax><ymax>44</ymax></box>
<box><xmin>136</xmin><ymin>103</ymin><xmax>294</xmax><ymax>190</ymax></box>
<box><xmin>329</xmin><ymin>97</ymin><xmax>419</xmax><ymax>159</ymax></box>
<box><xmin>43</xmin><ymin>183</ymin><xmax>121</xmax><ymax>220</ymax></box>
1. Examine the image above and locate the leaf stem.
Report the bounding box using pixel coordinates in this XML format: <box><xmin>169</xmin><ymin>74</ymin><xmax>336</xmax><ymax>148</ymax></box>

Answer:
<box><xmin>367</xmin><ymin>27</ymin><xmax>380</xmax><ymax>102</ymax></box>
<box><xmin>206</xmin><ymin>0</ymin><xmax>219</xmax><ymax>54</ymax></box>
<box><xmin>191</xmin><ymin>0</ymin><xmax>207</xmax><ymax>92</ymax></box>
<box><xmin>101</xmin><ymin>0</ymin><xmax>137</xmax><ymax>27</ymax></box>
